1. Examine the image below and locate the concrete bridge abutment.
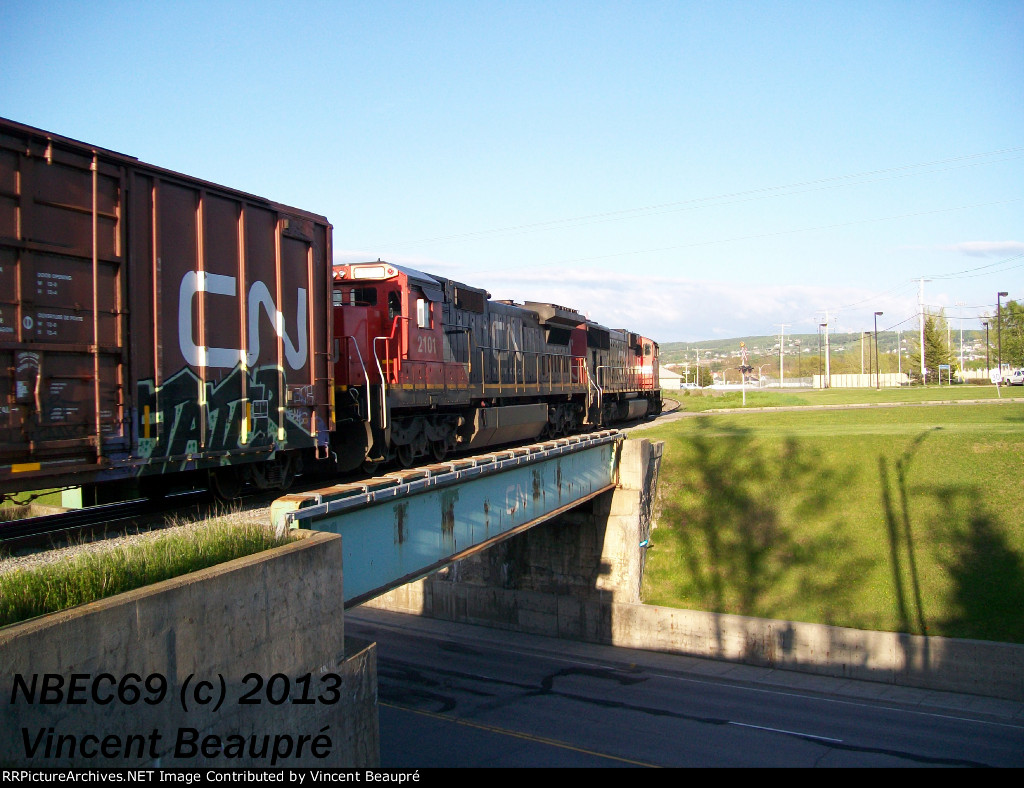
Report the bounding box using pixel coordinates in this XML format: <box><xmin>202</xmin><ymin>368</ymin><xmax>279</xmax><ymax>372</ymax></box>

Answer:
<box><xmin>364</xmin><ymin>438</ymin><xmax>664</xmax><ymax>641</ymax></box>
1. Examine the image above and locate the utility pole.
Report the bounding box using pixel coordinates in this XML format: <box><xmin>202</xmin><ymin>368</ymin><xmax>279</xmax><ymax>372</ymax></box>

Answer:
<box><xmin>820</xmin><ymin>311</ymin><xmax>831</xmax><ymax>388</ymax></box>
<box><xmin>997</xmin><ymin>291</ymin><xmax>1008</xmax><ymax>392</ymax></box>
<box><xmin>777</xmin><ymin>323</ymin><xmax>789</xmax><ymax>389</ymax></box>
<box><xmin>874</xmin><ymin>311</ymin><xmax>883</xmax><ymax>390</ymax></box>
<box><xmin>918</xmin><ymin>279</ymin><xmax>930</xmax><ymax>383</ymax></box>
<box><xmin>818</xmin><ymin>322</ymin><xmax>828</xmax><ymax>388</ymax></box>
<box><xmin>956</xmin><ymin>301</ymin><xmax>965</xmax><ymax>379</ymax></box>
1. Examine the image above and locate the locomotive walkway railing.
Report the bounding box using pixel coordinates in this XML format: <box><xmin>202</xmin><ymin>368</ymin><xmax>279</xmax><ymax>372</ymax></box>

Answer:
<box><xmin>476</xmin><ymin>347</ymin><xmax>586</xmax><ymax>395</ymax></box>
<box><xmin>271</xmin><ymin>429</ymin><xmax>623</xmax><ymax>607</ymax></box>
<box><xmin>596</xmin><ymin>364</ymin><xmax>656</xmax><ymax>392</ymax></box>
<box><xmin>373</xmin><ymin>340</ymin><xmax>587</xmax><ymax>398</ymax></box>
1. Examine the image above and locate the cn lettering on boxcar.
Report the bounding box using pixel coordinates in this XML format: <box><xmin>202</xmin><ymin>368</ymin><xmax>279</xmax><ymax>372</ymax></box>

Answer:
<box><xmin>176</xmin><ymin>271</ymin><xmax>309</xmax><ymax>370</ymax></box>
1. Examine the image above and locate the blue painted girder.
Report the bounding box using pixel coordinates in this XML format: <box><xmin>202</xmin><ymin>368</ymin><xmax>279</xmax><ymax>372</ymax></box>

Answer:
<box><xmin>272</xmin><ymin>431</ymin><xmax>623</xmax><ymax>606</ymax></box>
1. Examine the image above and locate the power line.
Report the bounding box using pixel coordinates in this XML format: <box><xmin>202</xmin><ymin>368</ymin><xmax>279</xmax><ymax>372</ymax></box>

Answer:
<box><xmin>926</xmin><ymin>252</ymin><xmax>1024</xmax><ymax>280</ymax></box>
<box><xmin>370</xmin><ymin>146</ymin><xmax>1024</xmax><ymax>249</ymax></box>
<box><xmin>536</xmin><ymin>196</ymin><xmax>1024</xmax><ymax>270</ymax></box>
<box><xmin>824</xmin><ymin>280</ymin><xmax>919</xmax><ymax>316</ymax></box>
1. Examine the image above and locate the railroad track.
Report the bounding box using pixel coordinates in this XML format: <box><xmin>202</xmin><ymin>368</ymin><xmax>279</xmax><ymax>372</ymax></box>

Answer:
<box><xmin>0</xmin><ymin>467</ymin><xmax>382</xmax><ymax>552</ymax></box>
<box><xmin>0</xmin><ymin>421</ymin><xmax>664</xmax><ymax>552</ymax></box>
<box><xmin>0</xmin><ymin>495</ymin><xmax>205</xmax><ymax>550</ymax></box>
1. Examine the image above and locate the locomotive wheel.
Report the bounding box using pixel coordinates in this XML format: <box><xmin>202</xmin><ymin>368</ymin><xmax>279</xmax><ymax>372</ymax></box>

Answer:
<box><xmin>430</xmin><ymin>440</ymin><xmax>447</xmax><ymax>462</ymax></box>
<box><xmin>397</xmin><ymin>444</ymin><xmax>416</xmax><ymax>468</ymax></box>
<box><xmin>333</xmin><ymin>420</ymin><xmax>373</xmax><ymax>472</ymax></box>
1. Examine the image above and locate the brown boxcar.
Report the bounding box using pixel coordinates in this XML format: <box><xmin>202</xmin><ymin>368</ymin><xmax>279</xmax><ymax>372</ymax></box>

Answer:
<box><xmin>0</xmin><ymin>119</ymin><xmax>333</xmax><ymax>499</ymax></box>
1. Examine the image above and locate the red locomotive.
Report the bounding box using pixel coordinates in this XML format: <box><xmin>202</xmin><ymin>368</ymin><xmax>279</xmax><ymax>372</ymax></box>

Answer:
<box><xmin>0</xmin><ymin>118</ymin><xmax>660</xmax><ymax>502</ymax></box>
<box><xmin>329</xmin><ymin>261</ymin><xmax>661</xmax><ymax>472</ymax></box>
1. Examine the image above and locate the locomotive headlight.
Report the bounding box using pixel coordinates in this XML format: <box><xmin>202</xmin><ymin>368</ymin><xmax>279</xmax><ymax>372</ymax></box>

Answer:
<box><xmin>352</xmin><ymin>264</ymin><xmax>397</xmax><ymax>280</ymax></box>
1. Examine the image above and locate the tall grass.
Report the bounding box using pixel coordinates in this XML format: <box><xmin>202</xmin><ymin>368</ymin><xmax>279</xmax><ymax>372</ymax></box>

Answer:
<box><xmin>639</xmin><ymin>401</ymin><xmax>1024</xmax><ymax>643</ymax></box>
<box><xmin>0</xmin><ymin>516</ymin><xmax>292</xmax><ymax>628</ymax></box>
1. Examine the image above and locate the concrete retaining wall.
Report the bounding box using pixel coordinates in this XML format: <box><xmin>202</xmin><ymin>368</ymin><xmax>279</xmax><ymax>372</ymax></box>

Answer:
<box><xmin>0</xmin><ymin>530</ymin><xmax>378</xmax><ymax>768</ymax></box>
<box><xmin>368</xmin><ymin>577</ymin><xmax>1024</xmax><ymax>702</ymax></box>
<box><xmin>613</xmin><ymin>603</ymin><xmax>1024</xmax><ymax>700</ymax></box>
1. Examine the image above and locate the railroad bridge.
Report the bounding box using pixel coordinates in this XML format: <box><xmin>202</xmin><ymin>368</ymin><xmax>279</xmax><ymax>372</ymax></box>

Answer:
<box><xmin>271</xmin><ymin>430</ymin><xmax>663</xmax><ymax>614</ymax></box>
<box><xmin>0</xmin><ymin>431</ymin><xmax>663</xmax><ymax>768</ymax></box>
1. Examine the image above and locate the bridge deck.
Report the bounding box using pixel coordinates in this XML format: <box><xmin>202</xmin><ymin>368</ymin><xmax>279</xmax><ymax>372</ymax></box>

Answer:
<box><xmin>272</xmin><ymin>430</ymin><xmax>624</xmax><ymax>606</ymax></box>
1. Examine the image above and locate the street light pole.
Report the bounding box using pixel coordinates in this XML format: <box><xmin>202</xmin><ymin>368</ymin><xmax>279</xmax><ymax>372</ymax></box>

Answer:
<box><xmin>824</xmin><ymin>313</ymin><xmax>831</xmax><ymax>388</ymax></box>
<box><xmin>778</xmin><ymin>323</ymin><xmax>789</xmax><ymax>389</ymax></box>
<box><xmin>982</xmin><ymin>321</ymin><xmax>990</xmax><ymax>382</ymax></box>
<box><xmin>997</xmin><ymin>292</ymin><xmax>1008</xmax><ymax>390</ymax></box>
<box><xmin>874</xmin><ymin>312</ymin><xmax>883</xmax><ymax>390</ymax></box>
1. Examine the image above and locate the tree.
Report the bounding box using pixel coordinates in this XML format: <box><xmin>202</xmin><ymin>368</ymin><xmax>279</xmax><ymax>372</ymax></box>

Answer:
<box><xmin>997</xmin><ymin>299</ymin><xmax>1024</xmax><ymax>368</ymax></box>
<box><xmin>909</xmin><ymin>311</ymin><xmax>956</xmax><ymax>383</ymax></box>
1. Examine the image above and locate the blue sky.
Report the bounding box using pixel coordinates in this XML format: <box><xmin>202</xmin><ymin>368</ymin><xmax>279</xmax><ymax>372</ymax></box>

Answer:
<box><xmin>2</xmin><ymin>0</ymin><xmax>1021</xmax><ymax>343</ymax></box>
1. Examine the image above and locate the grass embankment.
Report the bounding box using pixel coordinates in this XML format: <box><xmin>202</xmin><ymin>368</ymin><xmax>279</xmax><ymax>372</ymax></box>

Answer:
<box><xmin>638</xmin><ymin>396</ymin><xmax>1024</xmax><ymax>643</ymax></box>
<box><xmin>0</xmin><ymin>516</ymin><xmax>292</xmax><ymax>628</ymax></box>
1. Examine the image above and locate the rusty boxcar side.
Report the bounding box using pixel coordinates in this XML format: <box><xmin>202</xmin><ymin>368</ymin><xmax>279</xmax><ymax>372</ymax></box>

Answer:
<box><xmin>0</xmin><ymin>118</ymin><xmax>333</xmax><ymax>497</ymax></box>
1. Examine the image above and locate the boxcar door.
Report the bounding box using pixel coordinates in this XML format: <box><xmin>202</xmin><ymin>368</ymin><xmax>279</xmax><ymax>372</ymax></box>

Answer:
<box><xmin>0</xmin><ymin>130</ymin><xmax>128</xmax><ymax>487</ymax></box>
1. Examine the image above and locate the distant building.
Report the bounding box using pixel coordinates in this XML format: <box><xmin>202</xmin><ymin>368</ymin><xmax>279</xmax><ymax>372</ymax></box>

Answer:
<box><xmin>659</xmin><ymin>366</ymin><xmax>683</xmax><ymax>390</ymax></box>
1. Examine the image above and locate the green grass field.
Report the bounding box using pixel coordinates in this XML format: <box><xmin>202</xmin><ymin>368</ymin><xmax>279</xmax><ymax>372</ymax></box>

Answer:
<box><xmin>671</xmin><ymin>382</ymin><xmax>1024</xmax><ymax>411</ymax></box>
<box><xmin>636</xmin><ymin>392</ymin><xmax>1024</xmax><ymax>644</ymax></box>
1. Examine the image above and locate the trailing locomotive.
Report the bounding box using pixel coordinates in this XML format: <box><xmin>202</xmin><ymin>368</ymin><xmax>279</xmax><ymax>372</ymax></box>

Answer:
<box><xmin>0</xmin><ymin>118</ymin><xmax>659</xmax><ymax>502</ymax></box>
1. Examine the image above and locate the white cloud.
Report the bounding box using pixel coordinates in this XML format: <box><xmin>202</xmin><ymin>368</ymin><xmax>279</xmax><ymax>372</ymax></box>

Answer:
<box><xmin>329</xmin><ymin>258</ymin><xmax>927</xmax><ymax>342</ymax></box>
<box><xmin>943</xmin><ymin>241</ymin><xmax>1024</xmax><ymax>257</ymax></box>
<box><xmin>473</xmin><ymin>268</ymin><xmax>893</xmax><ymax>342</ymax></box>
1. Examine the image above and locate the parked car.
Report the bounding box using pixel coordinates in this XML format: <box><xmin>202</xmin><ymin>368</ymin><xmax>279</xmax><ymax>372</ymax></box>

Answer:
<box><xmin>1009</xmin><ymin>369</ymin><xmax>1024</xmax><ymax>386</ymax></box>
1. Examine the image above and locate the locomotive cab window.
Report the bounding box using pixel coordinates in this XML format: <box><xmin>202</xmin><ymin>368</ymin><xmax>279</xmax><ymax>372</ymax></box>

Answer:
<box><xmin>417</xmin><ymin>298</ymin><xmax>433</xmax><ymax>329</ymax></box>
<box><xmin>333</xmin><ymin>286</ymin><xmax>378</xmax><ymax>307</ymax></box>
<box><xmin>388</xmin><ymin>291</ymin><xmax>402</xmax><ymax>319</ymax></box>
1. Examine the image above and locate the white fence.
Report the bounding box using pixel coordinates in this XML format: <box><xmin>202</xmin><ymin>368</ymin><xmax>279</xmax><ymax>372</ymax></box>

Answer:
<box><xmin>812</xmin><ymin>373</ymin><xmax>910</xmax><ymax>389</ymax></box>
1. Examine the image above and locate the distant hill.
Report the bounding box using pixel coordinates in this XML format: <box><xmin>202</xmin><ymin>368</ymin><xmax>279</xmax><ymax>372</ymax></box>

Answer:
<box><xmin>659</xmin><ymin>330</ymin><xmax>987</xmax><ymax>365</ymax></box>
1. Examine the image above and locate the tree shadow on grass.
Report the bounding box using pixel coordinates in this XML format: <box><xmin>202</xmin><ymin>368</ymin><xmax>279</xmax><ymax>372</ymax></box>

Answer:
<box><xmin>940</xmin><ymin>506</ymin><xmax>1024</xmax><ymax>643</ymax></box>
<box><xmin>877</xmin><ymin>428</ymin><xmax>1024</xmax><ymax>644</ymax></box>
<box><xmin>645</xmin><ymin>420</ymin><xmax>869</xmax><ymax>629</ymax></box>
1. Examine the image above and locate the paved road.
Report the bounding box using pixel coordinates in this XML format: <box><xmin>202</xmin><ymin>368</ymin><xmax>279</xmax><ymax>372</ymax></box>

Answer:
<box><xmin>348</xmin><ymin>607</ymin><xmax>1024</xmax><ymax>768</ymax></box>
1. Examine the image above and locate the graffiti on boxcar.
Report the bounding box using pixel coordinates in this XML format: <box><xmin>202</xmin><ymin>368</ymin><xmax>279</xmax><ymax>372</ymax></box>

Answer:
<box><xmin>136</xmin><ymin>364</ymin><xmax>317</xmax><ymax>465</ymax></box>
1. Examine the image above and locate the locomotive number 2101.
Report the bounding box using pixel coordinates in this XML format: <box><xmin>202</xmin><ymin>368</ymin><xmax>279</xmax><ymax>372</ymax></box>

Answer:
<box><xmin>417</xmin><ymin>335</ymin><xmax>438</xmax><ymax>355</ymax></box>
